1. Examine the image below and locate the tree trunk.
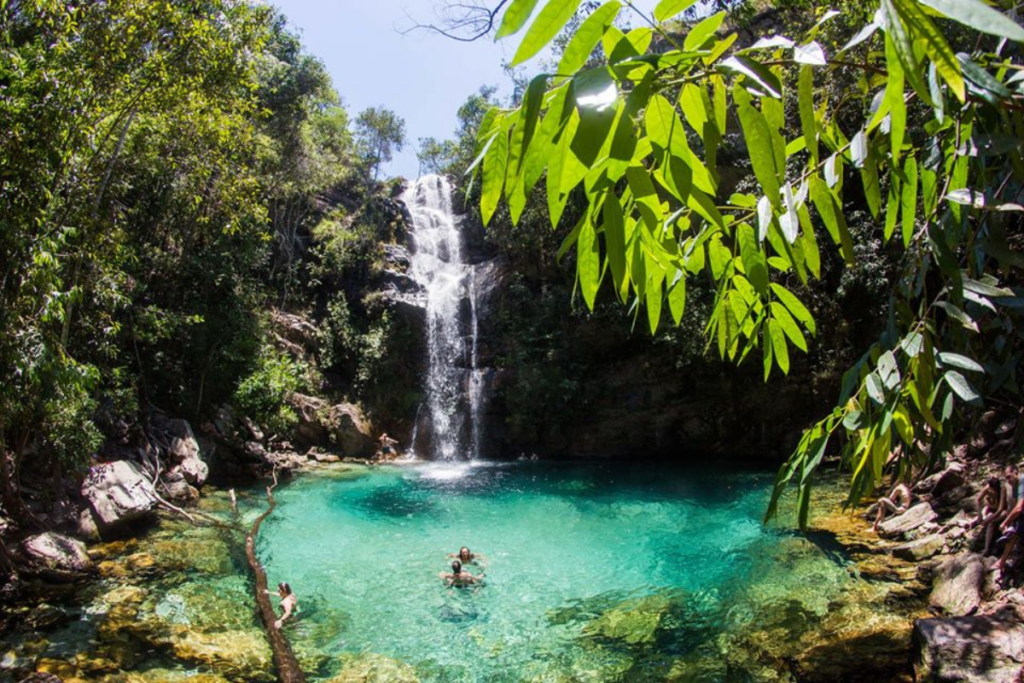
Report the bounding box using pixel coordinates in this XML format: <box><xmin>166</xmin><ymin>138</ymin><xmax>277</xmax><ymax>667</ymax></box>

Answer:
<box><xmin>245</xmin><ymin>478</ymin><xmax>306</xmax><ymax>683</ymax></box>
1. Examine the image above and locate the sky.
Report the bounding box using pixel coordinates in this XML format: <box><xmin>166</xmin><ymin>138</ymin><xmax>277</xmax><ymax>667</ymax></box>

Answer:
<box><xmin>270</xmin><ymin>0</ymin><xmax>659</xmax><ymax>179</ymax></box>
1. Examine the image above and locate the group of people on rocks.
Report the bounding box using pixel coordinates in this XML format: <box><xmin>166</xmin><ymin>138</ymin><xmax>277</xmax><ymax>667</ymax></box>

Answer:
<box><xmin>269</xmin><ymin>546</ymin><xmax>486</xmax><ymax>629</ymax></box>
<box><xmin>872</xmin><ymin>461</ymin><xmax>1024</xmax><ymax>580</ymax></box>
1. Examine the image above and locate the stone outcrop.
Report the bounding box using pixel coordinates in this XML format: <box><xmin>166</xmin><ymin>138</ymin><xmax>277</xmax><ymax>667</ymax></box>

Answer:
<box><xmin>930</xmin><ymin>553</ymin><xmax>986</xmax><ymax>616</ymax></box>
<box><xmin>914</xmin><ymin>606</ymin><xmax>1024</xmax><ymax>682</ymax></box>
<box><xmin>82</xmin><ymin>460</ymin><xmax>160</xmax><ymax>532</ymax></box>
<box><xmin>288</xmin><ymin>394</ymin><xmax>373</xmax><ymax>456</ymax></box>
<box><xmin>19</xmin><ymin>532</ymin><xmax>93</xmax><ymax>578</ymax></box>
<box><xmin>878</xmin><ymin>502</ymin><xmax>937</xmax><ymax>537</ymax></box>
<box><xmin>892</xmin><ymin>534</ymin><xmax>945</xmax><ymax>562</ymax></box>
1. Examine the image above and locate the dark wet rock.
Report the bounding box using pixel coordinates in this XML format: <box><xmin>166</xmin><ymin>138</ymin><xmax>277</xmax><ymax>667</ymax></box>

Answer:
<box><xmin>24</xmin><ymin>603</ymin><xmax>69</xmax><ymax>631</ymax></box>
<box><xmin>82</xmin><ymin>460</ymin><xmax>160</xmax><ymax>531</ymax></box>
<box><xmin>878</xmin><ymin>502</ymin><xmax>937</xmax><ymax>537</ymax></box>
<box><xmin>892</xmin><ymin>534</ymin><xmax>946</xmax><ymax>562</ymax></box>
<box><xmin>160</xmin><ymin>470</ymin><xmax>199</xmax><ymax>504</ymax></box>
<box><xmin>930</xmin><ymin>553</ymin><xmax>985</xmax><ymax>616</ymax></box>
<box><xmin>914</xmin><ymin>605</ymin><xmax>1024</xmax><ymax>682</ymax></box>
<box><xmin>20</xmin><ymin>532</ymin><xmax>93</xmax><ymax>577</ymax></box>
<box><xmin>915</xmin><ymin>464</ymin><xmax>966</xmax><ymax>498</ymax></box>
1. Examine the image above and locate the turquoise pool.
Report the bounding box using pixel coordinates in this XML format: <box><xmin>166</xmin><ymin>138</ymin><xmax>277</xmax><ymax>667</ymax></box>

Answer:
<box><xmin>256</xmin><ymin>461</ymin><xmax>894</xmax><ymax>681</ymax></box>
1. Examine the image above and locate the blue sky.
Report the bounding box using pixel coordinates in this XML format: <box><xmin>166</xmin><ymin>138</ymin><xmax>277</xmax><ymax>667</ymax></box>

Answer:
<box><xmin>271</xmin><ymin>1</ymin><xmax>659</xmax><ymax>179</ymax></box>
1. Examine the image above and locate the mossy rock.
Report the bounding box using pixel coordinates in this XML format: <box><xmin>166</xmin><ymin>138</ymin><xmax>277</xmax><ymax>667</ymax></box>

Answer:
<box><xmin>583</xmin><ymin>594</ymin><xmax>679</xmax><ymax>647</ymax></box>
<box><xmin>326</xmin><ymin>652</ymin><xmax>419</xmax><ymax>683</ymax></box>
<box><xmin>168</xmin><ymin>628</ymin><xmax>273</xmax><ymax>683</ymax></box>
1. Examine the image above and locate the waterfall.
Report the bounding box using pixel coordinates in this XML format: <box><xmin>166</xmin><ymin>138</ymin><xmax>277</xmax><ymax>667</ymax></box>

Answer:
<box><xmin>468</xmin><ymin>271</ymin><xmax>484</xmax><ymax>459</ymax></box>
<box><xmin>403</xmin><ymin>175</ymin><xmax>483</xmax><ymax>461</ymax></box>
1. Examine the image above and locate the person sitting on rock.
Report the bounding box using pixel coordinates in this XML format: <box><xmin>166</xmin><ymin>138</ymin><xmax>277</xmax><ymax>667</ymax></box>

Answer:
<box><xmin>996</xmin><ymin>464</ymin><xmax>1024</xmax><ymax>576</ymax></box>
<box><xmin>447</xmin><ymin>546</ymin><xmax>485</xmax><ymax>567</ymax></box>
<box><xmin>266</xmin><ymin>582</ymin><xmax>298</xmax><ymax>629</ymax></box>
<box><xmin>872</xmin><ymin>482</ymin><xmax>912</xmax><ymax>532</ymax></box>
<box><xmin>439</xmin><ymin>560</ymin><xmax>483</xmax><ymax>588</ymax></box>
<box><xmin>975</xmin><ymin>477</ymin><xmax>1010</xmax><ymax>555</ymax></box>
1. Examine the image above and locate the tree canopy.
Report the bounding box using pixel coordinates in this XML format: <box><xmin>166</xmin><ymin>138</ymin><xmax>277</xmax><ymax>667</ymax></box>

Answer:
<box><xmin>470</xmin><ymin>0</ymin><xmax>1024</xmax><ymax>525</ymax></box>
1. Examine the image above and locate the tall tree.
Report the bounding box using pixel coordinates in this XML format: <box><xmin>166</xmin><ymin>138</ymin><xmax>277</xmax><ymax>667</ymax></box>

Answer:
<box><xmin>355</xmin><ymin>106</ymin><xmax>407</xmax><ymax>181</ymax></box>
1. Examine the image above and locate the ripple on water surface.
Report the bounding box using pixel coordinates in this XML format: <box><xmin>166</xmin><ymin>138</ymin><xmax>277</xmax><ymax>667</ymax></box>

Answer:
<box><xmin>255</xmin><ymin>462</ymin><xmax>875</xmax><ymax>681</ymax></box>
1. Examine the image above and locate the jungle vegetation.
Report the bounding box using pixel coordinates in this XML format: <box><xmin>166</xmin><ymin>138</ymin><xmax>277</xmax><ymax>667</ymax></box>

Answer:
<box><xmin>464</xmin><ymin>0</ymin><xmax>1024</xmax><ymax>524</ymax></box>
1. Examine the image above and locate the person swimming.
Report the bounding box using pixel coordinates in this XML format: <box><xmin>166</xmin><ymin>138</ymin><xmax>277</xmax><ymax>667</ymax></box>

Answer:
<box><xmin>439</xmin><ymin>560</ymin><xmax>483</xmax><ymax>588</ymax></box>
<box><xmin>447</xmin><ymin>546</ymin><xmax>485</xmax><ymax>567</ymax></box>
<box><xmin>267</xmin><ymin>582</ymin><xmax>298</xmax><ymax>629</ymax></box>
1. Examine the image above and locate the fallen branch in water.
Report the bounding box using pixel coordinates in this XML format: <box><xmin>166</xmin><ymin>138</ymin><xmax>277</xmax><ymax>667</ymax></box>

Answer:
<box><xmin>245</xmin><ymin>469</ymin><xmax>306</xmax><ymax>683</ymax></box>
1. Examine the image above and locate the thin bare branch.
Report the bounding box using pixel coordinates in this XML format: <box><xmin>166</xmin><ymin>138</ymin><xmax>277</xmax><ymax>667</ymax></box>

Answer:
<box><xmin>399</xmin><ymin>0</ymin><xmax>511</xmax><ymax>42</ymax></box>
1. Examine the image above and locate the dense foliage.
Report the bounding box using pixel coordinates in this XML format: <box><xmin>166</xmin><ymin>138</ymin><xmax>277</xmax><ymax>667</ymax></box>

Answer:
<box><xmin>0</xmin><ymin>1</ymin><xmax>407</xmax><ymax>526</ymax></box>
<box><xmin>472</xmin><ymin>0</ymin><xmax>1024</xmax><ymax>524</ymax></box>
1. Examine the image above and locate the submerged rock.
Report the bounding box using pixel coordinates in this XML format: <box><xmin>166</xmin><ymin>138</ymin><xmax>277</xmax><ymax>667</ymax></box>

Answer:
<box><xmin>914</xmin><ymin>605</ymin><xmax>1024</xmax><ymax>682</ymax></box>
<box><xmin>82</xmin><ymin>460</ymin><xmax>160</xmax><ymax>532</ymax></box>
<box><xmin>169</xmin><ymin>628</ymin><xmax>273</xmax><ymax>682</ymax></box>
<box><xmin>327</xmin><ymin>652</ymin><xmax>420</xmax><ymax>683</ymax></box>
<box><xmin>930</xmin><ymin>554</ymin><xmax>985</xmax><ymax>616</ymax></box>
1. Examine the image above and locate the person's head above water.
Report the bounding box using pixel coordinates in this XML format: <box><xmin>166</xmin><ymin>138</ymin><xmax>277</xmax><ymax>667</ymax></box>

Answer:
<box><xmin>459</xmin><ymin>547</ymin><xmax>472</xmax><ymax>560</ymax></box>
<box><xmin>278</xmin><ymin>582</ymin><xmax>291</xmax><ymax>596</ymax></box>
<box><xmin>451</xmin><ymin>560</ymin><xmax>462</xmax><ymax>574</ymax></box>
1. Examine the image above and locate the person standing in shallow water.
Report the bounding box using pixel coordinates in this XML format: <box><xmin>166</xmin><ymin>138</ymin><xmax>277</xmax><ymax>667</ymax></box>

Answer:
<box><xmin>266</xmin><ymin>582</ymin><xmax>298</xmax><ymax>629</ymax></box>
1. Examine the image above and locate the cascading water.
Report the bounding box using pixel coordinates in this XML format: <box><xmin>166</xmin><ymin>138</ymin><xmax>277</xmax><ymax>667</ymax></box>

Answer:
<box><xmin>403</xmin><ymin>175</ymin><xmax>483</xmax><ymax>460</ymax></box>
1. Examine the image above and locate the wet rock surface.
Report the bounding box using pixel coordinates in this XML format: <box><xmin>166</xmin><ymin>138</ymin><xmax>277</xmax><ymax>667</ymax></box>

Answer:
<box><xmin>914</xmin><ymin>605</ymin><xmax>1024</xmax><ymax>682</ymax></box>
<box><xmin>929</xmin><ymin>553</ymin><xmax>986</xmax><ymax>616</ymax></box>
<box><xmin>878</xmin><ymin>502</ymin><xmax>938</xmax><ymax>537</ymax></box>
<box><xmin>19</xmin><ymin>532</ymin><xmax>94</xmax><ymax>577</ymax></box>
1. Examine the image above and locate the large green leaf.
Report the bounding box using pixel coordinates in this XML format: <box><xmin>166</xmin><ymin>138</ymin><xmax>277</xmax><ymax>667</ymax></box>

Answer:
<box><xmin>944</xmin><ymin>370</ymin><xmax>982</xmax><ymax>405</ymax></box>
<box><xmin>884</xmin><ymin>34</ymin><xmax>906</xmax><ymax>164</ymax></box>
<box><xmin>719</xmin><ymin>56</ymin><xmax>783</xmax><ymax>99</ymax></box>
<box><xmin>734</xmin><ymin>85</ymin><xmax>781</xmax><ymax>206</ymax></box>
<box><xmin>938</xmin><ymin>352</ymin><xmax>985</xmax><ymax>374</ymax></box>
<box><xmin>603</xmin><ymin>193</ymin><xmax>627</xmax><ymax>298</ymax></box>
<box><xmin>572</xmin><ymin>67</ymin><xmax>619</xmax><ymax>166</ymax></box>
<box><xmin>879</xmin><ymin>0</ymin><xmax>931</xmax><ymax>102</ymax></box>
<box><xmin>737</xmin><ymin>222</ymin><xmax>769</xmax><ymax>296</ymax></box>
<box><xmin>557</xmin><ymin>1</ymin><xmax>621</xmax><ymax>78</ymax></box>
<box><xmin>577</xmin><ymin>216</ymin><xmax>601</xmax><ymax>310</ymax></box>
<box><xmin>798</xmin><ymin>66</ymin><xmax>817</xmax><ymax>165</ymax></box>
<box><xmin>893</xmin><ymin>0</ymin><xmax>965</xmax><ymax>101</ymax></box>
<box><xmin>547</xmin><ymin>108</ymin><xmax>585</xmax><ymax>228</ymax></box>
<box><xmin>684</xmin><ymin>10</ymin><xmax>726</xmax><ymax>51</ymax></box>
<box><xmin>496</xmin><ymin>0</ymin><xmax>542</xmax><ymax>39</ymax></box>
<box><xmin>901</xmin><ymin>156</ymin><xmax>918</xmax><ymax>247</ymax></box>
<box><xmin>920</xmin><ymin>0</ymin><xmax>1024</xmax><ymax>43</ymax></box>
<box><xmin>769</xmin><ymin>319</ymin><xmax>790</xmax><ymax>375</ymax></box>
<box><xmin>770</xmin><ymin>283</ymin><xmax>816</xmax><ymax>335</ymax></box>
<box><xmin>654</xmin><ymin>0</ymin><xmax>698</xmax><ymax>22</ymax></box>
<box><xmin>771</xmin><ymin>301</ymin><xmax>808</xmax><ymax>352</ymax></box>
<box><xmin>481</xmin><ymin>124</ymin><xmax>509</xmax><ymax>225</ymax></box>
<box><xmin>511</xmin><ymin>0</ymin><xmax>583</xmax><ymax>67</ymax></box>
<box><xmin>668</xmin><ymin>273</ymin><xmax>686</xmax><ymax>324</ymax></box>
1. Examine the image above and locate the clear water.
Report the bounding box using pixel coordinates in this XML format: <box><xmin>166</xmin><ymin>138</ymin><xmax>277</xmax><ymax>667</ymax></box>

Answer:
<box><xmin>256</xmin><ymin>462</ymin><xmax>867</xmax><ymax>682</ymax></box>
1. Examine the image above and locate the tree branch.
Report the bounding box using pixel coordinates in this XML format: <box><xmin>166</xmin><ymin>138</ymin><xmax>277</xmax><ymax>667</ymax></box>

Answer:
<box><xmin>399</xmin><ymin>0</ymin><xmax>511</xmax><ymax>42</ymax></box>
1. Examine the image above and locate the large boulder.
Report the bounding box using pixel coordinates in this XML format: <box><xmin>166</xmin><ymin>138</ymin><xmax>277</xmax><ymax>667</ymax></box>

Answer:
<box><xmin>879</xmin><ymin>502</ymin><xmax>937</xmax><ymax>537</ymax></box>
<box><xmin>892</xmin><ymin>534</ymin><xmax>946</xmax><ymax>562</ymax></box>
<box><xmin>914</xmin><ymin>606</ymin><xmax>1024</xmax><ymax>682</ymax></box>
<box><xmin>930</xmin><ymin>553</ymin><xmax>985</xmax><ymax>616</ymax></box>
<box><xmin>289</xmin><ymin>394</ymin><xmax>374</xmax><ymax>456</ymax></box>
<box><xmin>82</xmin><ymin>460</ymin><xmax>160</xmax><ymax>531</ymax></box>
<box><xmin>20</xmin><ymin>532</ymin><xmax>93</xmax><ymax>577</ymax></box>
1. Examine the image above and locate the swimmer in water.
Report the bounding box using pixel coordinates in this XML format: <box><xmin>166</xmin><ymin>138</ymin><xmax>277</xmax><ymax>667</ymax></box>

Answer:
<box><xmin>439</xmin><ymin>560</ymin><xmax>483</xmax><ymax>588</ymax></box>
<box><xmin>265</xmin><ymin>582</ymin><xmax>298</xmax><ymax>629</ymax></box>
<box><xmin>447</xmin><ymin>546</ymin><xmax>486</xmax><ymax>567</ymax></box>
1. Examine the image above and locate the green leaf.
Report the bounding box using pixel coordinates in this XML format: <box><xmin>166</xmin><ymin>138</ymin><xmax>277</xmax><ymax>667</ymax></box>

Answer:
<box><xmin>511</xmin><ymin>0</ymin><xmax>583</xmax><ymax>67</ymax></box>
<box><xmin>879</xmin><ymin>0</ymin><xmax>932</xmax><ymax>102</ymax></box>
<box><xmin>603</xmin><ymin>193</ymin><xmax>627</xmax><ymax>299</ymax></box>
<box><xmin>935</xmin><ymin>301</ymin><xmax>980</xmax><ymax>333</ymax></box>
<box><xmin>679</xmin><ymin>83</ymin><xmax>710</xmax><ymax>139</ymax></box>
<box><xmin>719</xmin><ymin>56</ymin><xmax>783</xmax><ymax>99</ymax></box>
<box><xmin>557</xmin><ymin>1</ymin><xmax>622</xmax><ymax>78</ymax></box>
<box><xmin>547</xmin><ymin>108</ymin><xmax>586</xmax><ymax>228</ymax></box>
<box><xmin>572</xmin><ymin>68</ymin><xmax>619</xmax><ymax>166</ymax></box>
<box><xmin>654</xmin><ymin>0</ymin><xmax>697</xmax><ymax>22</ymax></box>
<box><xmin>577</xmin><ymin>217</ymin><xmax>601</xmax><ymax>310</ymax></box>
<box><xmin>793</xmin><ymin>41</ymin><xmax>826</xmax><ymax>66</ymax></box>
<box><xmin>798</xmin><ymin>66</ymin><xmax>817</xmax><ymax>165</ymax></box>
<box><xmin>883</xmin><ymin>35</ymin><xmax>906</xmax><ymax>164</ymax></box>
<box><xmin>938</xmin><ymin>352</ymin><xmax>985</xmax><ymax>374</ymax></box>
<box><xmin>770</xmin><ymin>301</ymin><xmax>808</xmax><ymax>352</ymax></box>
<box><xmin>885</xmin><ymin>175</ymin><xmax>901</xmax><ymax>242</ymax></box>
<box><xmin>963</xmin><ymin>277</ymin><xmax>1014</xmax><ymax>298</ymax></box>
<box><xmin>734</xmin><ymin>85</ymin><xmax>781</xmax><ymax>205</ymax></box>
<box><xmin>894</xmin><ymin>0</ymin><xmax>964</xmax><ymax>102</ymax></box>
<box><xmin>512</xmin><ymin>74</ymin><xmax>549</xmax><ymax>181</ymax></box>
<box><xmin>668</xmin><ymin>273</ymin><xmax>686</xmax><ymax>324</ymax></box>
<box><xmin>866</xmin><ymin>372</ymin><xmax>886</xmax><ymax>405</ymax></box>
<box><xmin>496</xmin><ymin>0</ymin><xmax>542</xmax><ymax>38</ymax></box>
<box><xmin>647</xmin><ymin>267</ymin><xmax>665</xmax><ymax>335</ymax></box>
<box><xmin>769</xmin><ymin>319</ymin><xmax>790</xmax><ymax>375</ymax></box>
<box><xmin>684</xmin><ymin>11</ymin><xmax>727</xmax><ymax>51</ymax></box>
<box><xmin>944</xmin><ymin>370</ymin><xmax>982</xmax><ymax>405</ymax></box>
<box><xmin>878</xmin><ymin>350</ymin><xmax>901</xmax><ymax>390</ymax></box>
<box><xmin>919</xmin><ymin>0</ymin><xmax>1024</xmax><ymax>43</ymax></box>
<box><xmin>737</xmin><ymin>223</ymin><xmax>769</xmax><ymax>296</ymax></box>
<box><xmin>481</xmin><ymin>124</ymin><xmax>509</xmax><ymax>225</ymax></box>
<box><xmin>770</xmin><ymin>286</ymin><xmax>815</xmax><ymax>335</ymax></box>
<box><xmin>901</xmin><ymin>156</ymin><xmax>918</xmax><ymax>247</ymax></box>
